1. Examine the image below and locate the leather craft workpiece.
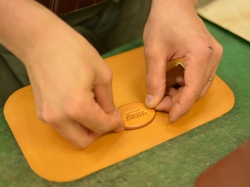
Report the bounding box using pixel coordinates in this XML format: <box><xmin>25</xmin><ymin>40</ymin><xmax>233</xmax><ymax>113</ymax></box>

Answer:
<box><xmin>118</xmin><ymin>102</ymin><xmax>156</xmax><ymax>130</ymax></box>
<box><xmin>195</xmin><ymin>140</ymin><xmax>250</xmax><ymax>187</ymax></box>
<box><xmin>37</xmin><ymin>0</ymin><xmax>107</xmax><ymax>15</ymax></box>
<box><xmin>4</xmin><ymin>47</ymin><xmax>235</xmax><ymax>182</ymax></box>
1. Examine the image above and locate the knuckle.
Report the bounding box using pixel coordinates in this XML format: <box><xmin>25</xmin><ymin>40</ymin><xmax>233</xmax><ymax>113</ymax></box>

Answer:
<box><xmin>104</xmin><ymin>68</ymin><xmax>113</xmax><ymax>83</ymax></box>
<box><xmin>193</xmin><ymin>36</ymin><xmax>213</xmax><ymax>53</ymax></box>
<box><xmin>216</xmin><ymin>43</ymin><xmax>224</xmax><ymax>55</ymax></box>
<box><xmin>76</xmin><ymin>133</ymin><xmax>100</xmax><ymax>149</ymax></box>
<box><xmin>199</xmin><ymin>38</ymin><xmax>223</xmax><ymax>61</ymax></box>
<box><xmin>199</xmin><ymin>88</ymin><xmax>209</xmax><ymax>98</ymax></box>
<box><xmin>201</xmin><ymin>42</ymin><xmax>214</xmax><ymax>54</ymax></box>
<box><xmin>189</xmin><ymin>83</ymin><xmax>204</xmax><ymax>98</ymax></box>
<box><xmin>75</xmin><ymin>141</ymin><xmax>92</xmax><ymax>149</ymax></box>
<box><xmin>199</xmin><ymin>92</ymin><xmax>206</xmax><ymax>98</ymax></box>
<box><xmin>37</xmin><ymin>107</ymin><xmax>61</xmax><ymax>129</ymax></box>
<box><xmin>101</xmin><ymin>100</ymin><xmax>115</xmax><ymax>114</ymax></box>
<box><xmin>77</xmin><ymin>144</ymin><xmax>89</xmax><ymax>149</ymax></box>
<box><xmin>194</xmin><ymin>38</ymin><xmax>223</xmax><ymax>66</ymax></box>
<box><xmin>96</xmin><ymin>119</ymin><xmax>119</xmax><ymax>135</ymax></box>
<box><xmin>65</xmin><ymin>99</ymin><xmax>87</xmax><ymax>119</ymax></box>
<box><xmin>100</xmin><ymin>64</ymin><xmax>113</xmax><ymax>84</ymax></box>
<box><xmin>95</xmin><ymin>126</ymin><xmax>110</xmax><ymax>134</ymax></box>
<box><xmin>213</xmin><ymin>43</ymin><xmax>224</xmax><ymax>61</ymax></box>
<box><xmin>144</xmin><ymin>46</ymin><xmax>159</xmax><ymax>61</ymax></box>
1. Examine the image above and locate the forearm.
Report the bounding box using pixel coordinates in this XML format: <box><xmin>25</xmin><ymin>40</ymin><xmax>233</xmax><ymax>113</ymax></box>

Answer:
<box><xmin>150</xmin><ymin>0</ymin><xmax>198</xmax><ymax>15</ymax></box>
<box><xmin>156</xmin><ymin>0</ymin><xmax>198</xmax><ymax>6</ymax></box>
<box><xmin>0</xmin><ymin>0</ymin><xmax>83</xmax><ymax>67</ymax></box>
<box><xmin>148</xmin><ymin>0</ymin><xmax>200</xmax><ymax>32</ymax></box>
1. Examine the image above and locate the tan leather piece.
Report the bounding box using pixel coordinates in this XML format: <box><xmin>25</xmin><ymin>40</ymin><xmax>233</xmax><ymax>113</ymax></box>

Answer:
<box><xmin>195</xmin><ymin>140</ymin><xmax>250</xmax><ymax>187</ymax></box>
<box><xmin>3</xmin><ymin>47</ymin><xmax>235</xmax><ymax>182</ymax></box>
<box><xmin>118</xmin><ymin>102</ymin><xmax>156</xmax><ymax>130</ymax></box>
<box><xmin>197</xmin><ymin>0</ymin><xmax>250</xmax><ymax>42</ymax></box>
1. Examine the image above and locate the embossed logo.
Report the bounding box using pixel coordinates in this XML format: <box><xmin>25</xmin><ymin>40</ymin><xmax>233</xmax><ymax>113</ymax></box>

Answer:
<box><xmin>125</xmin><ymin>108</ymin><xmax>147</xmax><ymax>121</ymax></box>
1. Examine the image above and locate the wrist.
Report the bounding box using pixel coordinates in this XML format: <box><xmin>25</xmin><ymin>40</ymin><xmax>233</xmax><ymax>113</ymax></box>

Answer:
<box><xmin>151</xmin><ymin>0</ymin><xmax>197</xmax><ymax>9</ymax></box>
<box><xmin>149</xmin><ymin>0</ymin><xmax>198</xmax><ymax>21</ymax></box>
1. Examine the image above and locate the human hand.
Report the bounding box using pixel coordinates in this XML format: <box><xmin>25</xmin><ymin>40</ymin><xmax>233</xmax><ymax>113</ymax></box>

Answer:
<box><xmin>27</xmin><ymin>35</ymin><xmax>124</xmax><ymax>148</ymax></box>
<box><xmin>143</xmin><ymin>0</ymin><xmax>223</xmax><ymax>123</ymax></box>
<box><xmin>0</xmin><ymin>0</ymin><xmax>124</xmax><ymax>148</ymax></box>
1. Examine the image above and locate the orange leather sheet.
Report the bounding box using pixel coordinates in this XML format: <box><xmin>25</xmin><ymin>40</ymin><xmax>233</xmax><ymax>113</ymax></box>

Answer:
<box><xmin>4</xmin><ymin>47</ymin><xmax>235</xmax><ymax>182</ymax></box>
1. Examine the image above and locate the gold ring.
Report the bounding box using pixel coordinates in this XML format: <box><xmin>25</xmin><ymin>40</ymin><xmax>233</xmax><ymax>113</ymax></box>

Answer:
<box><xmin>209</xmin><ymin>78</ymin><xmax>214</xmax><ymax>81</ymax></box>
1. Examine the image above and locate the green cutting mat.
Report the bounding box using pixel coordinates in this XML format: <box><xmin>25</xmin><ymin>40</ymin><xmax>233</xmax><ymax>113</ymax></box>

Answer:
<box><xmin>0</xmin><ymin>19</ymin><xmax>250</xmax><ymax>187</ymax></box>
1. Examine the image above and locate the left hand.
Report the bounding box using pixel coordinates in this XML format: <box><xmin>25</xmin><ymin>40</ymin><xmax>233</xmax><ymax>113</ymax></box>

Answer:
<box><xmin>143</xmin><ymin>0</ymin><xmax>223</xmax><ymax>123</ymax></box>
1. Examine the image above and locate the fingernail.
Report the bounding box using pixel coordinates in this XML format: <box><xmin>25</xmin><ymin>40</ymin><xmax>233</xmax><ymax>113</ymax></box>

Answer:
<box><xmin>145</xmin><ymin>94</ymin><xmax>154</xmax><ymax>107</ymax></box>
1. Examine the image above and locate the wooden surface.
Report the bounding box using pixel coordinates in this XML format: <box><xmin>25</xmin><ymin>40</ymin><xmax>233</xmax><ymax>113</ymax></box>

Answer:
<box><xmin>197</xmin><ymin>0</ymin><xmax>250</xmax><ymax>42</ymax></box>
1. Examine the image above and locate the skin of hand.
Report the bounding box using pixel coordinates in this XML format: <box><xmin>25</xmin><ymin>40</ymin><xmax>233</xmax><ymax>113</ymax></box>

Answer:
<box><xmin>143</xmin><ymin>0</ymin><xmax>223</xmax><ymax>123</ymax></box>
<box><xmin>0</xmin><ymin>0</ymin><xmax>124</xmax><ymax>148</ymax></box>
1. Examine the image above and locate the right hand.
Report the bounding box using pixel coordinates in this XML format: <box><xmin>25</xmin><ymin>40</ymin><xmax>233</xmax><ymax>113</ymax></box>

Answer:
<box><xmin>25</xmin><ymin>24</ymin><xmax>125</xmax><ymax>149</ymax></box>
<box><xmin>0</xmin><ymin>0</ymin><xmax>124</xmax><ymax>149</ymax></box>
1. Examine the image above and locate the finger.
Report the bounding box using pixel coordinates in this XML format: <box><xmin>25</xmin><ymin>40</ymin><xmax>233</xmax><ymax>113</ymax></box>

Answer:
<box><xmin>165</xmin><ymin>87</ymin><xmax>178</xmax><ymax>96</ymax></box>
<box><xmin>198</xmin><ymin>41</ymin><xmax>222</xmax><ymax>98</ymax></box>
<box><xmin>69</xmin><ymin>95</ymin><xmax>125</xmax><ymax>135</ymax></box>
<box><xmin>54</xmin><ymin>120</ymin><xmax>100</xmax><ymax>149</ymax></box>
<box><xmin>155</xmin><ymin>87</ymin><xmax>177</xmax><ymax>111</ymax></box>
<box><xmin>156</xmin><ymin>86</ymin><xmax>183</xmax><ymax>112</ymax></box>
<box><xmin>155</xmin><ymin>96</ymin><xmax>173</xmax><ymax>112</ymax></box>
<box><xmin>93</xmin><ymin>61</ymin><xmax>125</xmax><ymax>132</ymax></box>
<box><xmin>176</xmin><ymin>75</ymin><xmax>185</xmax><ymax>86</ymax></box>
<box><xmin>52</xmin><ymin>94</ymin><xmax>124</xmax><ymax>149</ymax></box>
<box><xmin>93</xmin><ymin>76</ymin><xmax>117</xmax><ymax>114</ymax></box>
<box><xmin>168</xmin><ymin>51</ymin><xmax>212</xmax><ymax>123</ymax></box>
<box><xmin>200</xmin><ymin>54</ymin><xmax>220</xmax><ymax>98</ymax></box>
<box><xmin>93</xmin><ymin>63</ymin><xmax>116</xmax><ymax>114</ymax></box>
<box><xmin>144</xmin><ymin>49</ymin><xmax>168</xmax><ymax>108</ymax></box>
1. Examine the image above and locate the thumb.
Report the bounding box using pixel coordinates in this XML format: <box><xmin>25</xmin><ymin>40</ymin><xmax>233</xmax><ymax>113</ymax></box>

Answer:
<box><xmin>94</xmin><ymin>80</ymin><xmax>116</xmax><ymax>114</ymax></box>
<box><xmin>144</xmin><ymin>50</ymin><xmax>168</xmax><ymax>108</ymax></box>
<box><xmin>94</xmin><ymin>68</ymin><xmax>125</xmax><ymax>131</ymax></box>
